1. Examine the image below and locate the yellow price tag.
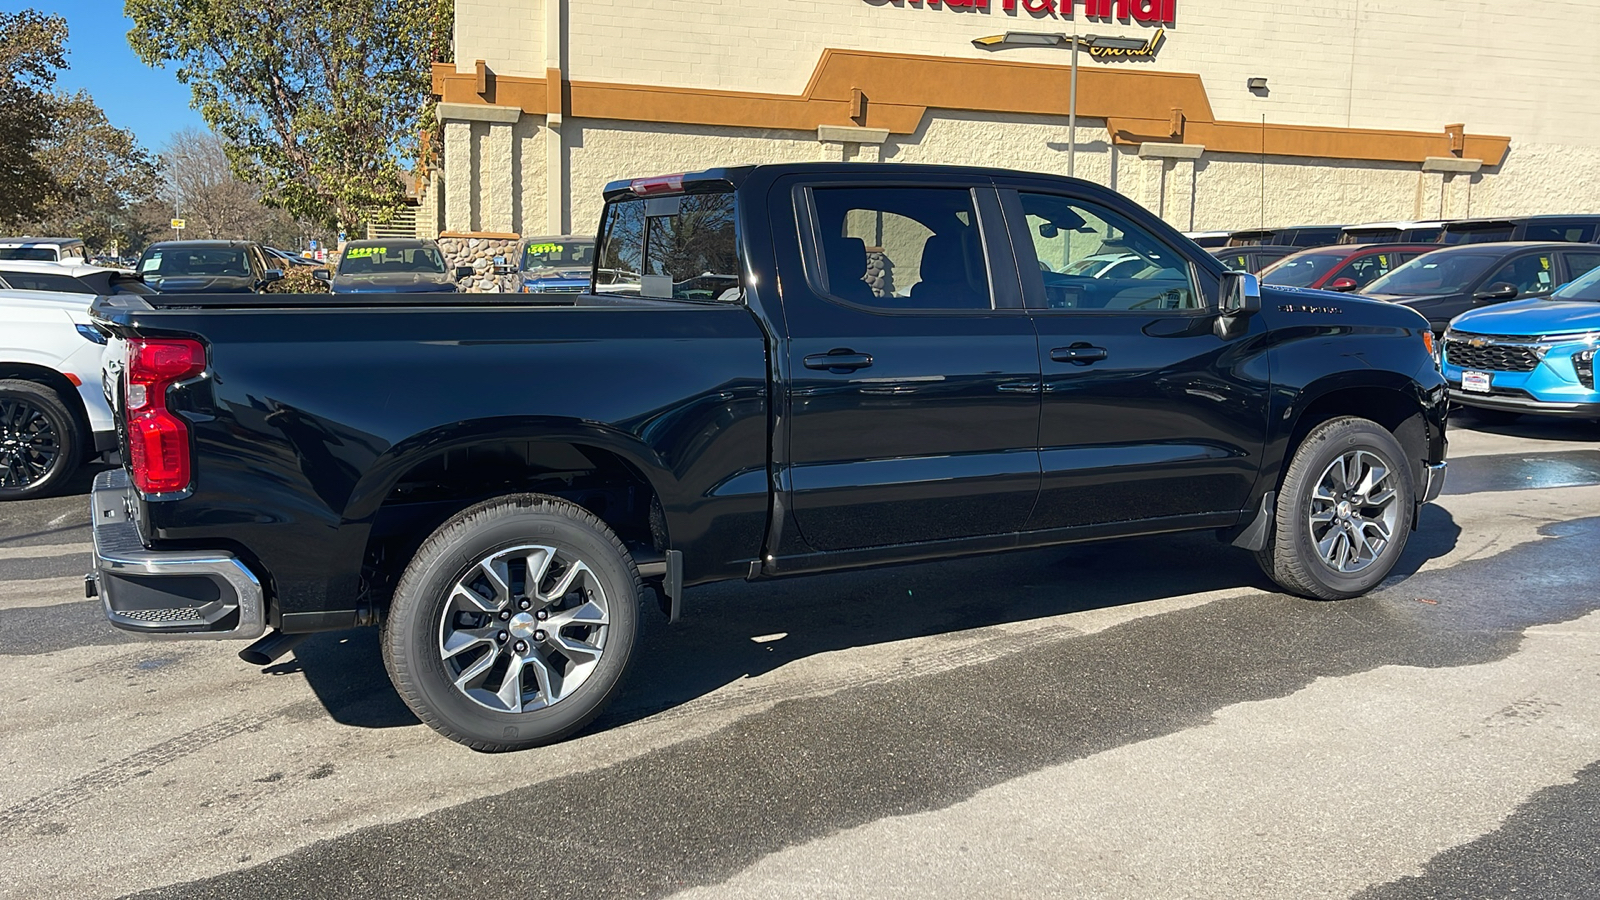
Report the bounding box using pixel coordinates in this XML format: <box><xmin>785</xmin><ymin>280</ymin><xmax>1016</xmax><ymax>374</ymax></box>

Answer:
<box><xmin>1377</xmin><ymin>255</ymin><xmax>1388</xmax><ymax>266</ymax></box>
<box><xmin>346</xmin><ymin>247</ymin><xmax>385</xmax><ymax>259</ymax></box>
<box><xmin>1540</xmin><ymin>257</ymin><xmax>1550</xmax><ymax>270</ymax></box>
<box><xmin>526</xmin><ymin>242</ymin><xmax>563</xmax><ymax>255</ymax></box>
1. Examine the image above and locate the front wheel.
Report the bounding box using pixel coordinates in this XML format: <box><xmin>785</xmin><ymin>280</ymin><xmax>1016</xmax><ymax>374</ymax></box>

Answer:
<box><xmin>382</xmin><ymin>494</ymin><xmax>642</xmax><ymax>751</ymax></box>
<box><xmin>1255</xmin><ymin>416</ymin><xmax>1416</xmax><ymax>600</ymax></box>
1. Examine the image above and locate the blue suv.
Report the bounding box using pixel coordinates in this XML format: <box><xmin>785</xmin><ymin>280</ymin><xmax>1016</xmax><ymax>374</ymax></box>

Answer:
<box><xmin>1444</xmin><ymin>264</ymin><xmax>1600</xmax><ymax>419</ymax></box>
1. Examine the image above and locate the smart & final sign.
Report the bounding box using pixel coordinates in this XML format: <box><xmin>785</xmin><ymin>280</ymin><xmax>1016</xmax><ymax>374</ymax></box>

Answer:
<box><xmin>867</xmin><ymin>0</ymin><xmax>1176</xmax><ymax>25</ymax></box>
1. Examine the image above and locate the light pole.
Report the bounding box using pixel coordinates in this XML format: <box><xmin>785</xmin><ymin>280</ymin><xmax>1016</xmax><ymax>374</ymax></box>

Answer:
<box><xmin>973</xmin><ymin>31</ymin><xmax>1149</xmax><ymax>179</ymax></box>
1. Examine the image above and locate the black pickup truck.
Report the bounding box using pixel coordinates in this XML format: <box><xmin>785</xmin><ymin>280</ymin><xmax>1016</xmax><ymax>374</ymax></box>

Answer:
<box><xmin>89</xmin><ymin>163</ymin><xmax>1448</xmax><ymax>750</ymax></box>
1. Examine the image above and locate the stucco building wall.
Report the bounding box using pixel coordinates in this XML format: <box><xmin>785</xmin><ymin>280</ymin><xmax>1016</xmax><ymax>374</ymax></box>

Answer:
<box><xmin>437</xmin><ymin>0</ymin><xmax>1600</xmax><ymax>244</ymax></box>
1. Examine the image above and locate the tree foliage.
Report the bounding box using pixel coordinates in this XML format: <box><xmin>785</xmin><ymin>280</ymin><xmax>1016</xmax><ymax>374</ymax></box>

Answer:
<box><xmin>125</xmin><ymin>0</ymin><xmax>453</xmax><ymax>232</ymax></box>
<box><xmin>0</xmin><ymin>10</ymin><xmax>69</xmax><ymax>225</ymax></box>
<box><xmin>160</xmin><ymin>127</ymin><xmax>325</xmax><ymax>246</ymax></box>
<box><xmin>26</xmin><ymin>92</ymin><xmax>160</xmax><ymax>250</ymax></box>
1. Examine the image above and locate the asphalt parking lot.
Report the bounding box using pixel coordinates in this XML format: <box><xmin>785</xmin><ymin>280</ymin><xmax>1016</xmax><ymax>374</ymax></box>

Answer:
<box><xmin>4</xmin><ymin>412</ymin><xmax>1600</xmax><ymax>899</ymax></box>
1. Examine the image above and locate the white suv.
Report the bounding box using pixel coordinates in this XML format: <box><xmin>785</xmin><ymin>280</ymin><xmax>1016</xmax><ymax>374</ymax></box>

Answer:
<box><xmin>0</xmin><ymin>261</ymin><xmax>148</xmax><ymax>499</ymax></box>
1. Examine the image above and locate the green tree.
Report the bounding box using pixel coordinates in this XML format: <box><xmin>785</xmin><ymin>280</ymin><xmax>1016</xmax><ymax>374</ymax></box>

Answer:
<box><xmin>0</xmin><ymin>10</ymin><xmax>68</xmax><ymax>225</ymax></box>
<box><xmin>25</xmin><ymin>91</ymin><xmax>160</xmax><ymax>251</ymax></box>
<box><xmin>125</xmin><ymin>0</ymin><xmax>453</xmax><ymax>232</ymax></box>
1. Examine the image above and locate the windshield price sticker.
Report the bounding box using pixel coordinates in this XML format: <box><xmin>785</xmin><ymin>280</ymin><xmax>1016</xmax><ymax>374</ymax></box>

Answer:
<box><xmin>346</xmin><ymin>247</ymin><xmax>385</xmax><ymax>259</ymax></box>
<box><xmin>1462</xmin><ymin>370</ymin><xmax>1492</xmax><ymax>393</ymax></box>
<box><xmin>527</xmin><ymin>243</ymin><xmax>564</xmax><ymax>255</ymax></box>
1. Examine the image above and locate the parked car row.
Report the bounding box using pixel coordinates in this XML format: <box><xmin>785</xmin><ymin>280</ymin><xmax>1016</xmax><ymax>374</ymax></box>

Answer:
<box><xmin>1186</xmin><ymin>214</ymin><xmax>1600</xmax><ymax>253</ymax></box>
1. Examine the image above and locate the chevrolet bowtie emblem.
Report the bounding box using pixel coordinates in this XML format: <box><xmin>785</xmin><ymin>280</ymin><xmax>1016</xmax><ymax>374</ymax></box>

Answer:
<box><xmin>1468</xmin><ymin>337</ymin><xmax>1490</xmax><ymax>348</ymax></box>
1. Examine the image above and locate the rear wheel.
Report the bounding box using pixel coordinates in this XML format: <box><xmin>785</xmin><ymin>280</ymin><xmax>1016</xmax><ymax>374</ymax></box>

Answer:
<box><xmin>0</xmin><ymin>380</ymin><xmax>82</xmax><ymax>501</ymax></box>
<box><xmin>382</xmin><ymin>494</ymin><xmax>642</xmax><ymax>751</ymax></box>
<box><xmin>1256</xmin><ymin>416</ymin><xmax>1415</xmax><ymax>600</ymax></box>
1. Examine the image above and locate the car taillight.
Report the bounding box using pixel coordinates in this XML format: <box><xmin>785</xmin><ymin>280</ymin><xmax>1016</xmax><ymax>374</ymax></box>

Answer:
<box><xmin>125</xmin><ymin>338</ymin><xmax>206</xmax><ymax>495</ymax></box>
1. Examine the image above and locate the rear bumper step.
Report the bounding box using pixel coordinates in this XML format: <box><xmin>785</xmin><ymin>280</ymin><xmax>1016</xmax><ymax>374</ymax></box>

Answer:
<box><xmin>90</xmin><ymin>469</ymin><xmax>266</xmax><ymax>640</ymax></box>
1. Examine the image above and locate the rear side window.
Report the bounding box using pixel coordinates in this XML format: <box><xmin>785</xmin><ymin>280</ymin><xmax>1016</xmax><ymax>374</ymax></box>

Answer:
<box><xmin>1444</xmin><ymin>226</ymin><xmax>1515</xmax><ymax>245</ymax></box>
<box><xmin>1525</xmin><ymin>224</ymin><xmax>1597</xmax><ymax>243</ymax></box>
<box><xmin>597</xmin><ymin>191</ymin><xmax>738</xmax><ymax>301</ymax></box>
<box><xmin>809</xmin><ymin>186</ymin><xmax>990</xmax><ymax>310</ymax></box>
<box><xmin>1565</xmin><ymin>252</ymin><xmax>1600</xmax><ymax>282</ymax></box>
<box><xmin>0</xmin><ymin>271</ymin><xmax>88</xmax><ymax>293</ymax></box>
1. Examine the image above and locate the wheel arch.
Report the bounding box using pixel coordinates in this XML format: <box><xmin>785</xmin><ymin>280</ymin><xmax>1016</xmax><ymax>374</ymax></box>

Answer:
<box><xmin>346</xmin><ymin>420</ymin><xmax>677</xmax><ymax>608</ymax></box>
<box><xmin>1278</xmin><ymin>373</ymin><xmax>1437</xmax><ymax>498</ymax></box>
<box><xmin>0</xmin><ymin>362</ymin><xmax>93</xmax><ymax>454</ymax></box>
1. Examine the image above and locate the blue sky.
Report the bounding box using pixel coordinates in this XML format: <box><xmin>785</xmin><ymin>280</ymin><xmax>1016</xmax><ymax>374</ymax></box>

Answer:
<box><xmin>4</xmin><ymin>0</ymin><xmax>208</xmax><ymax>153</ymax></box>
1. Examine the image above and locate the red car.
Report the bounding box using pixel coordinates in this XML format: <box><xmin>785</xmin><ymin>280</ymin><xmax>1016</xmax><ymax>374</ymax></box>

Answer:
<box><xmin>1260</xmin><ymin>244</ymin><xmax>1440</xmax><ymax>292</ymax></box>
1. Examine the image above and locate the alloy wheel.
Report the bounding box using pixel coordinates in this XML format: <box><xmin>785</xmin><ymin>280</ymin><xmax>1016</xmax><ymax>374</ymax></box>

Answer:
<box><xmin>1308</xmin><ymin>449</ymin><xmax>1400</xmax><ymax>574</ymax></box>
<box><xmin>0</xmin><ymin>398</ymin><xmax>60</xmax><ymax>490</ymax></box>
<box><xmin>438</xmin><ymin>544</ymin><xmax>611</xmax><ymax>713</ymax></box>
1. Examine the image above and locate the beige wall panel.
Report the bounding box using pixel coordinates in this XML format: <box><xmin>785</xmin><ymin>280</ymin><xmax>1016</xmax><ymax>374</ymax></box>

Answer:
<box><xmin>514</xmin><ymin>115</ymin><xmax>549</xmax><ymax>237</ymax></box>
<box><xmin>455</xmin><ymin>0</ymin><xmax>544</xmax><ymax>77</ymax></box>
<box><xmin>1468</xmin><ymin>143</ymin><xmax>1600</xmax><ymax>218</ymax></box>
<box><xmin>1190</xmin><ymin>155</ymin><xmax>1421</xmax><ymax>232</ymax></box>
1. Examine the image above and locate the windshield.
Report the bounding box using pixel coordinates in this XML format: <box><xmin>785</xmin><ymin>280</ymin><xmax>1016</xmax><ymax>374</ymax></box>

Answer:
<box><xmin>521</xmin><ymin>240</ymin><xmax>594</xmax><ymax>270</ymax></box>
<box><xmin>596</xmin><ymin>190</ymin><xmax>738</xmax><ymax>301</ymax></box>
<box><xmin>1262</xmin><ymin>252</ymin><xmax>1345</xmax><ymax>287</ymax></box>
<box><xmin>337</xmin><ymin>245</ymin><xmax>446</xmax><ymax>276</ymax></box>
<box><xmin>140</xmin><ymin>247</ymin><xmax>250</xmax><ymax>277</ymax></box>
<box><xmin>1366</xmin><ymin>253</ymin><xmax>1499</xmax><ymax>296</ymax></box>
<box><xmin>1552</xmin><ymin>266</ymin><xmax>1600</xmax><ymax>302</ymax></box>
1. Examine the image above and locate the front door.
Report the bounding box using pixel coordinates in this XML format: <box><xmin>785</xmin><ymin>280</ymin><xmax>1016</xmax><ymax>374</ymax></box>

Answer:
<box><xmin>775</xmin><ymin>178</ymin><xmax>1041</xmax><ymax>552</ymax></box>
<box><xmin>998</xmin><ymin>185</ymin><xmax>1268</xmax><ymax>531</ymax></box>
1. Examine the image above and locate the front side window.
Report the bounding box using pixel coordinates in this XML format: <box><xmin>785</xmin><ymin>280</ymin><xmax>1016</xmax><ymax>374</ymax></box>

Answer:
<box><xmin>1525</xmin><ymin>224</ymin><xmax>1596</xmax><ymax>243</ymax></box>
<box><xmin>1486</xmin><ymin>254</ymin><xmax>1555</xmax><ymax>296</ymax></box>
<box><xmin>1019</xmin><ymin>192</ymin><xmax>1198</xmax><ymax>312</ymax></box>
<box><xmin>1443</xmin><ymin>226</ymin><xmax>1515</xmax><ymax>245</ymax></box>
<box><xmin>1262</xmin><ymin>252</ymin><xmax>1344</xmax><ymax>288</ymax></box>
<box><xmin>1333</xmin><ymin>253</ymin><xmax>1395</xmax><ymax>289</ymax></box>
<box><xmin>1367</xmin><ymin>253</ymin><xmax>1499</xmax><ymax>295</ymax></box>
<box><xmin>597</xmin><ymin>191</ymin><xmax>737</xmax><ymax>301</ymax></box>
<box><xmin>1564</xmin><ymin>252</ymin><xmax>1600</xmax><ymax>285</ymax></box>
<box><xmin>810</xmin><ymin>186</ymin><xmax>991</xmax><ymax>311</ymax></box>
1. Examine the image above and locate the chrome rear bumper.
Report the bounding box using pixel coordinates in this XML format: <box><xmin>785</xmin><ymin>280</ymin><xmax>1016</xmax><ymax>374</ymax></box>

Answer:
<box><xmin>89</xmin><ymin>469</ymin><xmax>266</xmax><ymax>640</ymax></box>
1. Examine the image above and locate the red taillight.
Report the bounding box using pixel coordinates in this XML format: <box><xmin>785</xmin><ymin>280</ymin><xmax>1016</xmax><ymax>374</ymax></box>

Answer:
<box><xmin>125</xmin><ymin>338</ymin><xmax>206</xmax><ymax>494</ymax></box>
<box><xmin>629</xmin><ymin>174</ymin><xmax>685</xmax><ymax>196</ymax></box>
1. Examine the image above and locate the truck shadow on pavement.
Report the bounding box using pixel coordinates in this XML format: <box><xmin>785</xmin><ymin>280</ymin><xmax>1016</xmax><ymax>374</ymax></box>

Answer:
<box><xmin>276</xmin><ymin>506</ymin><xmax>1462</xmax><ymax>734</ymax></box>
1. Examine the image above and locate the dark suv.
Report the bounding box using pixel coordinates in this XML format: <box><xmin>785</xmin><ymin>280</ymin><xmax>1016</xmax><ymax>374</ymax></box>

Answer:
<box><xmin>137</xmin><ymin>241</ymin><xmax>284</xmax><ymax>293</ymax></box>
<box><xmin>1439</xmin><ymin>216</ymin><xmax>1600</xmax><ymax>245</ymax></box>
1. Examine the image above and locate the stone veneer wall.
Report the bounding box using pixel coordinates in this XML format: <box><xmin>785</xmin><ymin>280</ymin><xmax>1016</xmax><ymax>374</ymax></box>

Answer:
<box><xmin>438</xmin><ymin>234</ymin><xmax>519</xmax><ymax>292</ymax></box>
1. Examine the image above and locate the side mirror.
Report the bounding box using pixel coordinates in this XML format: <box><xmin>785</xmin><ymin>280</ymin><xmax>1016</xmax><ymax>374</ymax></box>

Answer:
<box><xmin>1327</xmin><ymin>277</ymin><xmax>1359</xmax><ymax>292</ymax></box>
<box><xmin>261</xmin><ymin>268</ymin><xmax>285</xmax><ymax>284</ymax></box>
<box><xmin>1220</xmin><ymin>271</ymin><xmax>1262</xmax><ymax>316</ymax></box>
<box><xmin>454</xmin><ymin>265</ymin><xmax>475</xmax><ymax>281</ymax></box>
<box><xmin>311</xmin><ymin>268</ymin><xmax>331</xmax><ymax>282</ymax></box>
<box><xmin>1473</xmin><ymin>282</ymin><xmax>1519</xmax><ymax>303</ymax></box>
<box><xmin>492</xmin><ymin>264</ymin><xmax>517</xmax><ymax>276</ymax></box>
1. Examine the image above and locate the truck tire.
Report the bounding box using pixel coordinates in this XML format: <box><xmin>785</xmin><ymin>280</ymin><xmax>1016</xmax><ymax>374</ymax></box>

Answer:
<box><xmin>0</xmin><ymin>379</ymin><xmax>82</xmax><ymax>501</ymax></box>
<box><xmin>382</xmin><ymin>494</ymin><xmax>643</xmax><ymax>751</ymax></box>
<box><xmin>1255</xmin><ymin>416</ymin><xmax>1415</xmax><ymax>600</ymax></box>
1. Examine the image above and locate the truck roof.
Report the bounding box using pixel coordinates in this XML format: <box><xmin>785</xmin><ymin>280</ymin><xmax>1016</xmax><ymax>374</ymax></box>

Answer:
<box><xmin>600</xmin><ymin>162</ymin><xmax>1123</xmax><ymax>202</ymax></box>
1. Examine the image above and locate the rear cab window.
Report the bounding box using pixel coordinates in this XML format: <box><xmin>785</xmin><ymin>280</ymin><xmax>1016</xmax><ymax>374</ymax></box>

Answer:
<box><xmin>596</xmin><ymin>183</ymin><xmax>739</xmax><ymax>302</ymax></box>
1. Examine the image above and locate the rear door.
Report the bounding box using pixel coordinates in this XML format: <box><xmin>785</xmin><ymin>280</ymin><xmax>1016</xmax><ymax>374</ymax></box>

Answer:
<box><xmin>998</xmin><ymin>183</ymin><xmax>1267</xmax><ymax>531</ymax></box>
<box><xmin>773</xmin><ymin>174</ymin><xmax>1041</xmax><ymax>552</ymax></box>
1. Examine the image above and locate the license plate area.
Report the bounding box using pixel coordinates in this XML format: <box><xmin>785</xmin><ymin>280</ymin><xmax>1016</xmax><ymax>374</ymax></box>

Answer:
<box><xmin>1462</xmin><ymin>370</ymin><xmax>1492</xmax><ymax>393</ymax></box>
